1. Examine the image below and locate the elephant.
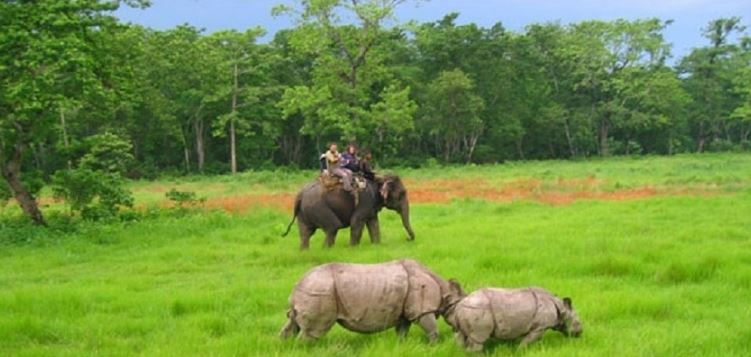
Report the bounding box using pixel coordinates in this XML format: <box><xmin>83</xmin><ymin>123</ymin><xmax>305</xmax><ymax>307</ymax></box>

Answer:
<box><xmin>279</xmin><ymin>259</ymin><xmax>465</xmax><ymax>343</ymax></box>
<box><xmin>282</xmin><ymin>174</ymin><xmax>414</xmax><ymax>250</ymax></box>
<box><xmin>444</xmin><ymin>287</ymin><xmax>583</xmax><ymax>352</ymax></box>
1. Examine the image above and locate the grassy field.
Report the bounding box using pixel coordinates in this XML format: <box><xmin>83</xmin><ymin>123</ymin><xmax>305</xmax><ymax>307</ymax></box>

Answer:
<box><xmin>1</xmin><ymin>153</ymin><xmax>751</xmax><ymax>356</ymax></box>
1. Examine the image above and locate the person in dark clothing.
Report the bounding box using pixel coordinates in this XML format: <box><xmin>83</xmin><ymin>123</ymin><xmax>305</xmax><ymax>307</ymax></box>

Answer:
<box><xmin>340</xmin><ymin>144</ymin><xmax>360</xmax><ymax>173</ymax></box>
<box><xmin>360</xmin><ymin>151</ymin><xmax>376</xmax><ymax>181</ymax></box>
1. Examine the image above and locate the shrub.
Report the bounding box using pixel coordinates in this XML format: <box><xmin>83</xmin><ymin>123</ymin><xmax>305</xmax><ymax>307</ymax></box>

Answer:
<box><xmin>0</xmin><ymin>181</ymin><xmax>11</xmax><ymax>210</ymax></box>
<box><xmin>51</xmin><ymin>133</ymin><xmax>134</xmax><ymax>221</ymax></box>
<box><xmin>165</xmin><ymin>189</ymin><xmax>205</xmax><ymax>209</ymax></box>
<box><xmin>708</xmin><ymin>138</ymin><xmax>736</xmax><ymax>152</ymax></box>
<box><xmin>52</xmin><ymin>169</ymin><xmax>133</xmax><ymax>220</ymax></box>
<box><xmin>78</xmin><ymin>132</ymin><xmax>135</xmax><ymax>174</ymax></box>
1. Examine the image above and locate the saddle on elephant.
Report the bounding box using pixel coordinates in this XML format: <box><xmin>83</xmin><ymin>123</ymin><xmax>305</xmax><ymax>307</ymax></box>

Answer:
<box><xmin>318</xmin><ymin>171</ymin><xmax>367</xmax><ymax>192</ymax></box>
<box><xmin>319</xmin><ymin>171</ymin><xmax>368</xmax><ymax>206</ymax></box>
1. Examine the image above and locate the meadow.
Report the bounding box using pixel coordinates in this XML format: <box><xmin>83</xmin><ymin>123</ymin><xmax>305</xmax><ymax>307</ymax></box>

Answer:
<box><xmin>1</xmin><ymin>153</ymin><xmax>750</xmax><ymax>356</ymax></box>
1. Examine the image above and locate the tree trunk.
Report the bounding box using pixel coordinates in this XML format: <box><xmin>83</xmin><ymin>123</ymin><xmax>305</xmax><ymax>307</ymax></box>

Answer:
<box><xmin>193</xmin><ymin>117</ymin><xmax>205</xmax><ymax>172</ymax></box>
<box><xmin>1</xmin><ymin>144</ymin><xmax>46</xmax><ymax>225</ymax></box>
<box><xmin>181</xmin><ymin>128</ymin><xmax>191</xmax><ymax>173</ymax></box>
<box><xmin>697</xmin><ymin>120</ymin><xmax>706</xmax><ymax>152</ymax></box>
<box><xmin>668</xmin><ymin>132</ymin><xmax>674</xmax><ymax>155</ymax></box>
<box><xmin>516</xmin><ymin>138</ymin><xmax>525</xmax><ymax>160</ymax></box>
<box><xmin>465</xmin><ymin>134</ymin><xmax>479</xmax><ymax>164</ymax></box>
<box><xmin>230</xmin><ymin>63</ymin><xmax>239</xmax><ymax>174</ymax></box>
<box><xmin>443</xmin><ymin>139</ymin><xmax>450</xmax><ymax>163</ymax></box>
<box><xmin>59</xmin><ymin>107</ymin><xmax>72</xmax><ymax>170</ymax></box>
<box><xmin>183</xmin><ymin>146</ymin><xmax>190</xmax><ymax>173</ymax></box>
<box><xmin>599</xmin><ymin>117</ymin><xmax>610</xmax><ymax>156</ymax></box>
<box><xmin>563</xmin><ymin>118</ymin><xmax>576</xmax><ymax>157</ymax></box>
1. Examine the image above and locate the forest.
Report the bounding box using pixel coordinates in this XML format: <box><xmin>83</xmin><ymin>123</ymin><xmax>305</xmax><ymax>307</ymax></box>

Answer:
<box><xmin>1</xmin><ymin>0</ymin><xmax>750</xmax><ymax>224</ymax></box>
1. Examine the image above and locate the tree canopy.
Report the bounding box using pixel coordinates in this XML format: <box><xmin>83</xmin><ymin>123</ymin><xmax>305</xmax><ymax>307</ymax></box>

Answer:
<box><xmin>0</xmin><ymin>0</ymin><xmax>749</xmax><ymax>223</ymax></box>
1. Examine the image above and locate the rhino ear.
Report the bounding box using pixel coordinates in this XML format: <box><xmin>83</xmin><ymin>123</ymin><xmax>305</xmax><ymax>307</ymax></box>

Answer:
<box><xmin>563</xmin><ymin>297</ymin><xmax>573</xmax><ymax>309</ymax></box>
<box><xmin>448</xmin><ymin>279</ymin><xmax>465</xmax><ymax>296</ymax></box>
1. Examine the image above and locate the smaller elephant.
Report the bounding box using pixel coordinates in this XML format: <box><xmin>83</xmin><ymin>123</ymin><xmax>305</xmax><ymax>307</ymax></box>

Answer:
<box><xmin>279</xmin><ymin>259</ymin><xmax>464</xmax><ymax>343</ymax></box>
<box><xmin>445</xmin><ymin>287</ymin><xmax>582</xmax><ymax>352</ymax></box>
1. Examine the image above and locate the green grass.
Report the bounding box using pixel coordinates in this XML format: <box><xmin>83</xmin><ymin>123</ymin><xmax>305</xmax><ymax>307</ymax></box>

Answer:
<box><xmin>1</xmin><ymin>153</ymin><xmax>751</xmax><ymax>356</ymax></box>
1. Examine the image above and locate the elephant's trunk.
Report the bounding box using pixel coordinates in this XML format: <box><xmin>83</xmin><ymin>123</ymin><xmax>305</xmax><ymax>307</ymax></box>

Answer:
<box><xmin>400</xmin><ymin>201</ymin><xmax>415</xmax><ymax>241</ymax></box>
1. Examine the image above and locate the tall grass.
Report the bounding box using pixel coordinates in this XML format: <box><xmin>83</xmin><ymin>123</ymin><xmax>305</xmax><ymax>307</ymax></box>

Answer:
<box><xmin>1</xmin><ymin>153</ymin><xmax>750</xmax><ymax>355</ymax></box>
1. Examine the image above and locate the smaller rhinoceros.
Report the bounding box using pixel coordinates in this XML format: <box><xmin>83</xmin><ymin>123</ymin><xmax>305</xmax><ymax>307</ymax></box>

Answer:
<box><xmin>279</xmin><ymin>259</ymin><xmax>464</xmax><ymax>343</ymax></box>
<box><xmin>445</xmin><ymin>287</ymin><xmax>582</xmax><ymax>352</ymax></box>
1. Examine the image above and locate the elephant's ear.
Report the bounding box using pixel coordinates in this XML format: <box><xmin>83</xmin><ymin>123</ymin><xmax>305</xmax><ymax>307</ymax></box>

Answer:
<box><xmin>380</xmin><ymin>180</ymin><xmax>392</xmax><ymax>200</ymax></box>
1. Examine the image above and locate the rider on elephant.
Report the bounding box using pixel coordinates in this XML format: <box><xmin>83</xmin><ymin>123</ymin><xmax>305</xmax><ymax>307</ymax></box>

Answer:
<box><xmin>338</xmin><ymin>144</ymin><xmax>360</xmax><ymax>191</ymax></box>
<box><xmin>360</xmin><ymin>151</ymin><xmax>376</xmax><ymax>181</ymax></box>
<box><xmin>325</xmin><ymin>142</ymin><xmax>354</xmax><ymax>192</ymax></box>
<box><xmin>341</xmin><ymin>144</ymin><xmax>360</xmax><ymax>171</ymax></box>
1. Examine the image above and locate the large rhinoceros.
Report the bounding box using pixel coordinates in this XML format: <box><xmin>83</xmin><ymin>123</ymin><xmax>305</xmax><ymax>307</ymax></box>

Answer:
<box><xmin>279</xmin><ymin>259</ymin><xmax>464</xmax><ymax>343</ymax></box>
<box><xmin>445</xmin><ymin>287</ymin><xmax>582</xmax><ymax>352</ymax></box>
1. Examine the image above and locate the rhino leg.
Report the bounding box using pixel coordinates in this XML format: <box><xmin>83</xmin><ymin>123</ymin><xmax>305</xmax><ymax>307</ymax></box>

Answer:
<box><xmin>453</xmin><ymin>331</ymin><xmax>467</xmax><ymax>347</ymax></box>
<box><xmin>456</xmin><ymin>308</ymin><xmax>492</xmax><ymax>351</ymax></box>
<box><xmin>395</xmin><ymin>316</ymin><xmax>411</xmax><ymax>339</ymax></box>
<box><xmin>465</xmin><ymin>338</ymin><xmax>484</xmax><ymax>353</ymax></box>
<box><xmin>417</xmin><ymin>314</ymin><xmax>439</xmax><ymax>344</ymax></box>
<box><xmin>279</xmin><ymin>309</ymin><xmax>300</xmax><ymax>339</ymax></box>
<box><xmin>519</xmin><ymin>328</ymin><xmax>546</xmax><ymax>348</ymax></box>
<box><xmin>298</xmin><ymin>315</ymin><xmax>335</xmax><ymax>341</ymax></box>
<box><xmin>292</xmin><ymin>293</ymin><xmax>337</xmax><ymax>340</ymax></box>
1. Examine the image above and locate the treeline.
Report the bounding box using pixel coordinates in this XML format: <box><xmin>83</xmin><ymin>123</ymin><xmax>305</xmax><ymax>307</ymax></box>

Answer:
<box><xmin>1</xmin><ymin>0</ymin><xmax>750</xmax><ymax>224</ymax></box>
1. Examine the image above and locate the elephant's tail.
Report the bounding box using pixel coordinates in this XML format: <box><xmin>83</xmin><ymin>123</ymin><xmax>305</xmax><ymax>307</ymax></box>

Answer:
<box><xmin>281</xmin><ymin>195</ymin><xmax>301</xmax><ymax>237</ymax></box>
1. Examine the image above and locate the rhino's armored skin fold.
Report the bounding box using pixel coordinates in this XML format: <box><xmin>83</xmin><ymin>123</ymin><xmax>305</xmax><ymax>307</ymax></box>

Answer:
<box><xmin>445</xmin><ymin>287</ymin><xmax>583</xmax><ymax>352</ymax></box>
<box><xmin>279</xmin><ymin>259</ymin><xmax>463</xmax><ymax>343</ymax></box>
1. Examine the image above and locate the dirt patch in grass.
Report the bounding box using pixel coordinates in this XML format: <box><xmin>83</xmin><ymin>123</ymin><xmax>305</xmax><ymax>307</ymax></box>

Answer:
<box><xmin>535</xmin><ymin>187</ymin><xmax>659</xmax><ymax>205</ymax></box>
<box><xmin>406</xmin><ymin>177</ymin><xmax>715</xmax><ymax>206</ymax></box>
<box><xmin>168</xmin><ymin>177</ymin><xmax>719</xmax><ymax>214</ymax></box>
<box><xmin>199</xmin><ymin>193</ymin><xmax>295</xmax><ymax>213</ymax></box>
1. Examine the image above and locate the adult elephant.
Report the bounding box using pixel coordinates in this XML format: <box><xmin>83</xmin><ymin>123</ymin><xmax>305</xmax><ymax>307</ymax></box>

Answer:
<box><xmin>282</xmin><ymin>175</ymin><xmax>415</xmax><ymax>250</ymax></box>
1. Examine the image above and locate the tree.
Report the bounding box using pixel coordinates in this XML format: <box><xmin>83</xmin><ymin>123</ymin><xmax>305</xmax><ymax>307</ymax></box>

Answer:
<box><xmin>729</xmin><ymin>35</ymin><xmax>751</xmax><ymax>145</ymax></box>
<box><xmin>206</xmin><ymin>28</ymin><xmax>280</xmax><ymax>174</ymax></box>
<box><xmin>566</xmin><ymin>19</ymin><xmax>672</xmax><ymax>155</ymax></box>
<box><xmin>274</xmin><ymin>0</ymin><xmax>418</xmax><ymax>153</ymax></box>
<box><xmin>679</xmin><ymin>17</ymin><xmax>747</xmax><ymax>151</ymax></box>
<box><xmin>145</xmin><ymin>25</ymin><xmax>223</xmax><ymax>172</ymax></box>
<box><xmin>423</xmin><ymin>69</ymin><xmax>485</xmax><ymax>163</ymax></box>
<box><xmin>0</xmin><ymin>0</ymin><xmax>147</xmax><ymax>225</ymax></box>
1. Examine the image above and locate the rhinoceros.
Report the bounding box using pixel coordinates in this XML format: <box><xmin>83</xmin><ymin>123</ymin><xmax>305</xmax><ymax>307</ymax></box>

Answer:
<box><xmin>279</xmin><ymin>259</ymin><xmax>464</xmax><ymax>343</ymax></box>
<box><xmin>445</xmin><ymin>287</ymin><xmax>582</xmax><ymax>352</ymax></box>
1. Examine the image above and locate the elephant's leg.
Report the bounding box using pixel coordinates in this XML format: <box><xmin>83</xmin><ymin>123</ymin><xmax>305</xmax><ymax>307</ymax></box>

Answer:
<box><xmin>416</xmin><ymin>314</ymin><xmax>439</xmax><ymax>344</ymax></box>
<box><xmin>349</xmin><ymin>219</ymin><xmax>366</xmax><ymax>246</ymax></box>
<box><xmin>366</xmin><ymin>217</ymin><xmax>381</xmax><ymax>244</ymax></box>
<box><xmin>298</xmin><ymin>221</ymin><xmax>315</xmax><ymax>250</ymax></box>
<box><xmin>315</xmin><ymin>209</ymin><xmax>343</xmax><ymax>248</ymax></box>
<box><xmin>395</xmin><ymin>316</ymin><xmax>411</xmax><ymax>339</ymax></box>
<box><xmin>323</xmin><ymin>229</ymin><xmax>338</xmax><ymax>248</ymax></box>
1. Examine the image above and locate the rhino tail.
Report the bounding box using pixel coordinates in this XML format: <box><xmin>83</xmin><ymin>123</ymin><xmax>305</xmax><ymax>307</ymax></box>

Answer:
<box><xmin>279</xmin><ymin>308</ymin><xmax>300</xmax><ymax>339</ymax></box>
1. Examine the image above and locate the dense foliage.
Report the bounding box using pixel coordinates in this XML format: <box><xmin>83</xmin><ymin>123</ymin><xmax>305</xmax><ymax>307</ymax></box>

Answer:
<box><xmin>0</xmin><ymin>0</ymin><xmax>749</xmax><ymax>223</ymax></box>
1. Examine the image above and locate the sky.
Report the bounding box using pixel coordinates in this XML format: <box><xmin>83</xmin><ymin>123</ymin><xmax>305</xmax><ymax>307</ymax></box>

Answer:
<box><xmin>115</xmin><ymin>0</ymin><xmax>751</xmax><ymax>60</ymax></box>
